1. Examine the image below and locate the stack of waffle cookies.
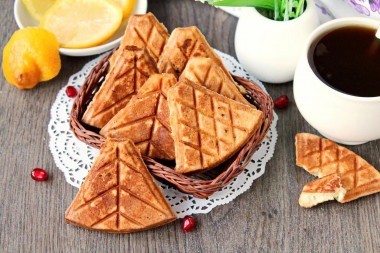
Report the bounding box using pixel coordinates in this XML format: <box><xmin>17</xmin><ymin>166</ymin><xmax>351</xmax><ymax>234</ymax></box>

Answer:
<box><xmin>66</xmin><ymin>13</ymin><xmax>264</xmax><ymax>233</ymax></box>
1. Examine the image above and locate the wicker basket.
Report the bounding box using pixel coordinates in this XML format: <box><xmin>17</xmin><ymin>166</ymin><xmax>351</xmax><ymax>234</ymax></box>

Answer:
<box><xmin>70</xmin><ymin>49</ymin><xmax>274</xmax><ymax>199</ymax></box>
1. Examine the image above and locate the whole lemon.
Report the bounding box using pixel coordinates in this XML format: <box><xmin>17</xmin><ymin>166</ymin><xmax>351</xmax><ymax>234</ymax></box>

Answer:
<box><xmin>2</xmin><ymin>27</ymin><xmax>61</xmax><ymax>89</ymax></box>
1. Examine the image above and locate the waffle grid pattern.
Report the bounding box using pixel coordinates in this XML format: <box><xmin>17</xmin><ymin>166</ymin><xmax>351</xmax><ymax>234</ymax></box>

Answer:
<box><xmin>101</xmin><ymin>75</ymin><xmax>175</xmax><ymax>160</ymax></box>
<box><xmin>181</xmin><ymin>59</ymin><xmax>244</xmax><ymax>103</ymax></box>
<box><xmin>302</xmin><ymin>138</ymin><xmax>370</xmax><ymax>190</ymax></box>
<box><xmin>125</xmin><ymin>18</ymin><xmax>167</xmax><ymax>62</ymax></box>
<box><xmin>158</xmin><ymin>27</ymin><xmax>222</xmax><ymax>76</ymax></box>
<box><xmin>297</xmin><ymin>134</ymin><xmax>380</xmax><ymax>202</ymax></box>
<box><xmin>135</xmin><ymin>79</ymin><xmax>172</xmax><ymax>158</ymax></box>
<box><xmin>170</xmin><ymin>81</ymin><xmax>258</xmax><ymax>172</ymax></box>
<box><xmin>67</xmin><ymin>142</ymin><xmax>173</xmax><ymax>231</ymax></box>
<box><xmin>82</xmin><ymin>47</ymin><xmax>157</xmax><ymax>128</ymax></box>
<box><xmin>93</xmin><ymin>58</ymin><xmax>150</xmax><ymax>118</ymax></box>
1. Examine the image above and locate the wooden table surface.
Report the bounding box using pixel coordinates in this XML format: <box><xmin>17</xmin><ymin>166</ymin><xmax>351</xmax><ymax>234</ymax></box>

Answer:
<box><xmin>1</xmin><ymin>0</ymin><xmax>379</xmax><ymax>252</ymax></box>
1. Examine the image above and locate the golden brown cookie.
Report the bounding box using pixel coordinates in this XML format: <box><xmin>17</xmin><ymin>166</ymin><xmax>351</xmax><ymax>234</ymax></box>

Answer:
<box><xmin>82</xmin><ymin>46</ymin><xmax>158</xmax><ymax>128</ymax></box>
<box><xmin>65</xmin><ymin>138</ymin><xmax>177</xmax><ymax>233</ymax></box>
<box><xmin>110</xmin><ymin>12</ymin><xmax>169</xmax><ymax>65</ymax></box>
<box><xmin>180</xmin><ymin>57</ymin><xmax>251</xmax><ymax>106</ymax></box>
<box><xmin>157</xmin><ymin>26</ymin><xmax>233</xmax><ymax>84</ymax></box>
<box><xmin>296</xmin><ymin>133</ymin><xmax>380</xmax><ymax>203</ymax></box>
<box><xmin>101</xmin><ymin>74</ymin><xmax>176</xmax><ymax>160</ymax></box>
<box><xmin>299</xmin><ymin>174</ymin><xmax>346</xmax><ymax>208</ymax></box>
<box><xmin>167</xmin><ymin>79</ymin><xmax>263</xmax><ymax>174</ymax></box>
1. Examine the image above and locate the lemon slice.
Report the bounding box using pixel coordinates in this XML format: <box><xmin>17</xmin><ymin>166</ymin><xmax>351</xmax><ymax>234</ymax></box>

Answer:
<box><xmin>111</xmin><ymin>0</ymin><xmax>136</xmax><ymax>21</ymax></box>
<box><xmin>40</xmin><ymin>0</ymin><xmax>123</xmax><ymax>49</ymax></box>
<box><xmin>22</xmin><ymin>0</ymin><xmax>57</xmax><ymax>22</ymax></box>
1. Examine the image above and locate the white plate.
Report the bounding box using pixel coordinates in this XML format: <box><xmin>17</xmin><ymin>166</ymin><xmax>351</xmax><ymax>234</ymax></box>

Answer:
<box><xmin>14</xmin><ymin>0</ymin><xmax>148</xmax><ymax>57</ymax></box>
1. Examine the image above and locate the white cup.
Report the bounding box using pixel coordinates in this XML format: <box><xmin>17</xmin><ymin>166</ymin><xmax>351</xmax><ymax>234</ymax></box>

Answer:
<box><xmin>294</xmin><ymin>17</ymin><xmax>380</xmax><ymax>145</ymax></box>
<box><xmin>235</xmin><ymin>0</ymin><xmax>319</xmax><ymax>83</ymax></box>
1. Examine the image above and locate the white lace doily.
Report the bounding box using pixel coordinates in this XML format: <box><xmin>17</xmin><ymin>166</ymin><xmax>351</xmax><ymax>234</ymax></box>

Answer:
<box><xmin>48</xmin><ymin>50</ymin><xmax>278</xmax><ymax>218</ymax></box>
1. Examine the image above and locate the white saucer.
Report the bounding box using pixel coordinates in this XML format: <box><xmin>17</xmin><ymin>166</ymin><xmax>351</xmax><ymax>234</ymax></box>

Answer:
<box><xmin>13</xmin><ymin>0</ymin><xmax>148</xmax><ymax>57</ymax></box>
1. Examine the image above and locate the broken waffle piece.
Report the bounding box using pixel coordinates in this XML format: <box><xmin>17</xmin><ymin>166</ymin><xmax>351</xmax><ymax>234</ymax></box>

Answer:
<box><xmin>180</xmin><ymin>57</ymin><xmax>251</xmax><ymax>106</ymax></box>
<box><xmin>65</xmin><ymin>138</ymin><xmax>177</xmax><ymax>233</ymax></box>
<box><xmin>100</xmin><ymin>74</ymin><xmax>177</xmax><ymax>160</ymax></box>
<box><xmin>296</xmin><ymin>133</ymin><xmax>380</xmax><ymax>203</ymax></box>
<box><xmin>82</xmin><ymin>46</ymin><xmax>158</xmax><ymax>129</ymax></box>
<box><xmin>299</xmin><ymin>174</ymin><xmax>346</xmax><ymax>208</ymax></box>
<box><xmin>167</xmin><ymin>79</ymin><xmax>263</xmax><ymax>174</ymax></box>
<box><xmin>110</xmin><ymin>13</ymin><xmax>169</xmax><ymax>66</ymax></box>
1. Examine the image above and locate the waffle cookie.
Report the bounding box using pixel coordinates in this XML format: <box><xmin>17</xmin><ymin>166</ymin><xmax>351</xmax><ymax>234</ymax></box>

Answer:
<box><xmin>179</xmin><ymin>57</ymin><xmax>251</xmax><ymax>106</ymax></box>
<box><xmin>157</xmin><ymin>26</ymin><xmax>234</xmax><ymax>83</ymax></box>
<box><xmin>100</xmin><ymin>74</ymin><xmax>176</xmax><ymax>160</ymax></box>
<box><xmin>299</xmin><ymin>174</ymin><xmax>346</xmax><ymax>208</ymax></box>
<box><xmin>110</xmin><ymin>13</ymin><xmax>169</xmax><ymax>66</ymax></box>
<box><xmin>167</xmin><ymin>79</ymin><xmax>263</xmax><ymax>174</ymax></box>
<box><xmin>65</xmin><ymin>138</ymin><xmax>177</xmax><ymax>233</ymax></box>
<box><xmin>82</xmin><ymin>46</ymin><xmax>158</xmax><ymax>129</ymax></box>
<box><xmin>296</xmin><ymin>133</ymin><xmax>380</xmax><ymax>203</ymax></box>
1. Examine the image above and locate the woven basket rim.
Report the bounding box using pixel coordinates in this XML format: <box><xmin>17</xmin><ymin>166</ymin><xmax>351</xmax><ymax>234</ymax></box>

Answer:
<box><xmin>69</xmin><ymin>48</ymin><xmax>274</xmax><ymax>199</ymax></box>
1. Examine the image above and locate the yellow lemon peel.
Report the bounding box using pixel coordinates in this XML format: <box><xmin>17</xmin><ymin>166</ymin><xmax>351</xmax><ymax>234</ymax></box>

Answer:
<box><xmin>2</xmin><ymin>27</ymin><xmax>61</xmax><ymax>89</ymax></box>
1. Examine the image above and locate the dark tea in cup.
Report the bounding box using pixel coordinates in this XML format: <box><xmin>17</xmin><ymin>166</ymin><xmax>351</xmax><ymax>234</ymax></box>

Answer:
<box><xmin>308</xmin><ymin>26</ymin><xmax>380</xmax><ymax>97</ymax></box>
<box><xmin>294</xmin><ymin>18</ymin><xmax>380</xmax><ymax>144</ymax></box>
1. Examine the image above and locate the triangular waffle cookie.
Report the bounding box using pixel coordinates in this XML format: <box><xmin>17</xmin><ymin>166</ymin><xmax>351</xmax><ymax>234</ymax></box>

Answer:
<box><xmin>65</xmin><ymin>138</ymin><xmax>177</xmax><ymax>233</ymax></box>
<box><xmin>157</xmin><ymin>26</ymin><xmax>234</xmax><ymax>83</ymax></box>
<box><xmin>167</xmin><ymin>79</ymin><xmax>263</xmax><ymax>174</ymax></box>
<box><xmin>296</xmin><ymin>133</ymin><xmax>380</xmax><ymax>203</ymax></box>
<box><xmin>180</xmin><ymin>57</ymin><xmax>251</xmax><ymax>106</ymax></box>
<box><xmin>82</xmin><ymin>46</ymin><xmax>158</xmax><ymax>129</ymax></box>
<box><xmin>299</xmin><ymin>174</ymin><xmax>346</xmax><ymax>208</ymax></box>
<box><xmin>110</xmin><ymin>13</ymin><xmax>169</xmax><ymax>66</ymax></box>
<box><xmin>100</xmin><ymin>74</ymin><xmax>176</xmax><ymax>160</ymax></box>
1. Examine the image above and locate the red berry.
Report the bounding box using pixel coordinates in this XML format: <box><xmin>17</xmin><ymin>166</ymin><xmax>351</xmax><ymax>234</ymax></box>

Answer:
<box><xmin>31</xmin><ymin>168</ymin><xmax>48</xmax><ymax>181</ymax></box>
<box><xmin>66</xmin><ymin>86</ymin><xmax>77</xmax><ymax>98</ymax></box>
<box><xmin>274</xmin><ymin>95</ymin><xmax>289</xmax><ymax>109</ymax></box>
<box><xmin>182</xmin><ymin>215</ymin><xmax>195</xmax><ymax>232</ymax></box>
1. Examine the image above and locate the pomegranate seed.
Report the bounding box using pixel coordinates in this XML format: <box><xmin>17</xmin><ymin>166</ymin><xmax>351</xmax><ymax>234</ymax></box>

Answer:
<box><xmin>31</xmin><ymin>168</ymin><xmax>48</xmax><ymax>181</ymax></box>
<box><xmin>182</xmin><ymin>215</ymin><xmax>195</xmax><ymax>232</ymax></box>
<box><xmin>274</xmin><ymin>95</ymin><xmax>289</xmax><ymax>109</ymax></box>
<box><xmin>66</xmin><ymin>86</ymin><xmax>77</xmax><ymax>98</ymax></box>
